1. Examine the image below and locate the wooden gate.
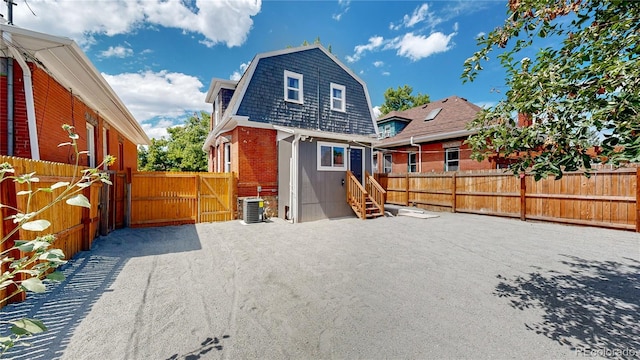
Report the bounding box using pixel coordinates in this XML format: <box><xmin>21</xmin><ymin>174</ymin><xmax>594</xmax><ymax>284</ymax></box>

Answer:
<box><xmin>198</xmin><ymin>173</ymin><xmax>236</xmax><ymax>222</ymax></box>
<box><xmin>129</xmin><ymin>172</ymin><xmax>236</xmax><ymax>227</ymax></box>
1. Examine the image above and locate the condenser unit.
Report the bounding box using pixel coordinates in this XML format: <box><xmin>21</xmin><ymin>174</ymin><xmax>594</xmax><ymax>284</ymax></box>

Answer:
<box><xmin>243</xmin><ymin>198</ymin><xmax>264</xmax><ymax>224</ymax></box>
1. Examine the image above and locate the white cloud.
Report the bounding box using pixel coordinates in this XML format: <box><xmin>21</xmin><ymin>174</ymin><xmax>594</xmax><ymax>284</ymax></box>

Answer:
<box><xmin>14</xmin><ymin>0</ymin><xmax>261</xmax><ymax>48</ymax></box>
<box><xmin>345</xmin><ymin>36</ymin><xmax>384</xmax><ymax>63</ymax></box>
<box><xmin>476</xmin><ymin>31</ymin><xmax>486</xmax><ymax>39</ymax></box>
<box><xmin>390</xmin><ymin>31</ymin><xmax>456</xmax><ymax>61</ymax></box>
<box><xmin>382</xmin><ymin>71</ymin><xmax>390</xmax><ymax>76</ymax></box>
<box><xmin>372</xmin><ymin>106</ymin><xmax>382</xmax><ymax>119</ymax></box>
<box><xmin>100</xmin><ymin>45</ymin><xmax>134</xmax><ymax>58</ymax></box>
<box><xmin>390</xmin><ymin>3</ymin><xmax>443</xmax><ymax>31</ymax></box>
<box><xmin>102</xmin><ymin>70</ymin><xmax>208</xmax><ymax>125</ymax></box>
<box><xmin>141</xmin><ymin>118</ymin><xmax>176</xmax><ymax>140</ymax></box>
<box><xmin>332</xmin><ymin>0</ymin><xmax>350</xmax><ymax>21</ymax></box>
<box><xmin>230</xmin><ymin>62</ymin><xmax>251</xmax><ymax>81</ymax></box>
<box><xmin>373</xmin><ymin>61</ymin><xmax>384</xmax><ymax>67</ymax></box>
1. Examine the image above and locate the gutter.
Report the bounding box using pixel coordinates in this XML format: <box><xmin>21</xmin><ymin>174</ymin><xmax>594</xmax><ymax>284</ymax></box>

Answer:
<box><xmin>379</xmin><ymin>129</ymin><xmax>477</xmax><ymax>148</ymax></box>
<box><xmin>3</xmin><ymin>31</ymin><xmax>39</xmax><ymax>160</ymax></box>
<box><xmin>410</xmin><ymin>136</ymin><xmax>422</xmax><ymax>173</ymax></box>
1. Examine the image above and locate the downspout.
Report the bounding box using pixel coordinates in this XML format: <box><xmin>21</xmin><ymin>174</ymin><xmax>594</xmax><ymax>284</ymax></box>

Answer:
<box><xmin>290</xmin><ymin>134</ymin><xmax>301</xmax><ymax>223</ymax></box>
<box><xmin>6</xmin><ymin>56</ymin><xmax>13</xmax><ymax>155</ymax></box>
<box><xmin>3</xmin><ymin>32</ymin><xmax>39</xmax><ymax>160</ymax></box>
<box><xmin>410</xmin><ymin>136</ymin><xmax>422</xmax><ymax>173</ymax></box>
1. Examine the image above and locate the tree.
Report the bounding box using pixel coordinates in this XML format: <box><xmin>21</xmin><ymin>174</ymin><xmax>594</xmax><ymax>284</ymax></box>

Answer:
<box><xmin>379</xmin><ymin>85</ymin><xmax>430</xmax><ymax>116</ymax></box>
<box><xmin>462</xmin><ymin>0</ymin><xmax>640</xmax><ymax>179</ymax></box>
<box><xmin>138</xmin><ymin>112</ymin><xmax>210</xmax><ymax>172</ymax></box>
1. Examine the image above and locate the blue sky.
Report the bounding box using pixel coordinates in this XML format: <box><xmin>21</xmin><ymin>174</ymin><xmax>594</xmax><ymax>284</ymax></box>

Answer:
<box><xmin>8</xmin><ymin>0</ymin><xmax>510</xmax><ymax>140</ymax></box>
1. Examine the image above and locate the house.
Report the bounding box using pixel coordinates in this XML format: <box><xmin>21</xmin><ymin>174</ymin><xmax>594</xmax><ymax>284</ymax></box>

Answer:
<box><xmin>0</xmin><ymin>24</ymin><xmax>150</xmax><ymax>170</ymax></box>
<box><xmin>203</xmin><ymin>45</ymin><xmax>380</xmax><ymax>223</ymax></box>
<box><xmin>375</xmin><ymin>96</ymin><xmax>494</xmax><ymax>173</ymax></box>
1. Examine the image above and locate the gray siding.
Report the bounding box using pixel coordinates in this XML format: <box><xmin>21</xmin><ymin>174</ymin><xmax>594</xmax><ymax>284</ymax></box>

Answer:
<box><xmin>237</xmin><ymin>48</ymin><xmax>375</xmax><ymax>136</ymax></box>
<box><xmin>298</xmin><ymin>140</ymin><xmax>352</xmax><ymax>222</ymax></box>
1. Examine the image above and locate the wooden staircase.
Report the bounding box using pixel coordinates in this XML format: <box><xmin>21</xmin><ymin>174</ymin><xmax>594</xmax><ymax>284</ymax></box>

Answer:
<box><xmin>346</xmin><ymin>171</ymin><xmax>386</xmax><ymax>219</ymax></box>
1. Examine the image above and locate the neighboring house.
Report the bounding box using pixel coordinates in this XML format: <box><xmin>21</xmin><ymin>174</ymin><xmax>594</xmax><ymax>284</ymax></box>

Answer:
<box><xmin>0</xmin><ymin>24</ymin><xmax>150</xmax><ymax>170</ymax></box>
<box><xmin>377</xmin><ymin>111</ymin><xmax>410</xmax><ymax>139</ymax></box>
<box><xmin>203</xmin><ymin>45</ymin><xmax>379</xmax><ymax>223</ymax></box>
<box><xmin>375</xmin><ymin>96</ymin><xmax>494</xmax><ymax>173</ymax></box>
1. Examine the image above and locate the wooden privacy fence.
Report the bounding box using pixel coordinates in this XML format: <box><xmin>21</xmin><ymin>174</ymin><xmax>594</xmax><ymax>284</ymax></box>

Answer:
<box><xmin>129</xmin><ymin>172</ymin><xmax>236</xmax><ymax>227</ymax></box>
<box><xmin>376</xmin><ymin>168</ymin><xmax>639</xmax><ymax>231</ymax></box>
<box><xmin>0</xmin><ymin>156</ymin><xmax>101</xmax><ymax>305</ymax></box>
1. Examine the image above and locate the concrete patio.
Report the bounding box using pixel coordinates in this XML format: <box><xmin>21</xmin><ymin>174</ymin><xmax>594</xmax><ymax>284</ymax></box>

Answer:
<box><xmin>1</xmin><ymin>212</ymin><xmax>639</xmax><ymax>359</ymax></box>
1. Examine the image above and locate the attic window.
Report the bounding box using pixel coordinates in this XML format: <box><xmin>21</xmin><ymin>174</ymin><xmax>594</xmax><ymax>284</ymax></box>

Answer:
<box><xmin>425</xmin><ymin>108</ymin><xmax>442</xmax><ymax>121</ymax></box>
<box><xmin>284</xmin><ymin>70</ymin><xmax>303</xmax><ymax>104</ymax></box>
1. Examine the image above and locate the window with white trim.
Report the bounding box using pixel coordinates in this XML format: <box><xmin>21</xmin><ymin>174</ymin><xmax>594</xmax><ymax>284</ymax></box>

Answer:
<box><xmin>284</xmin><ymin>70</ymin><xmax>303</xmax><ymax>104</ymax></box>
<box><xmin>408</xmin><ymin>152</ymin><xmax>417</xmax><ymax>173</ymax></box>
<box><xmin>224</xmin><ymin>143</ymin><xmax>231</xmax><ymax>172</ymax></box>
<box><xmin>86</xmin><ymin>123</ymin><xmax>95</xmax><ymax>168</ymax></box>
<box><xmin>214</xmin><ymin>95</ymin><xmax>220</xmax><ymax>125</ymax></box>
<box><xmin>317</xmin><ymin>141</ymin><xmax>347</xmax><ymax>171</ymax></box>
<box><xmin>330</xmin><ymin>83</ymin><xmax>345</xmax><ymax>112</ymax></box>
<box><xmin>445</xmin><ymin>147</ymin><xmax>459</xmax><ymax>171</ymax></box>
<box><xmin>383</xmin><ymin>154</ymin><xmax>392</xmax><ymax>173</ymax></box>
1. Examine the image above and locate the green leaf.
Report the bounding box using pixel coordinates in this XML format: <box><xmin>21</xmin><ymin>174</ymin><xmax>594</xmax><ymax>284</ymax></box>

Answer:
<box><xmin>21</xmin><ymin>277</ymin><xmax>46</xmax><ymax>293</ymax></box>
<box><xmin>16</xmin><ymin>190</ymin><xmax>32</xmax><ymax>196</ymax></box>
<box><xmin>57</xmin><ymin>142</ymin><xmax>72</xmax><ymax>147</ymax></box>
<box><xmin>15</xmin><ymin>240</ymin><xmax>50</xmax><ymax>252</ymax></box>
<box><xmin>21</xmin><ymin>220</ymin><xmax>51</xmax><ymax>232</ymax></box>
<box><xmin>66</xmin><ymin>194</ymin><xmax>91</xmax><ymax>208</ymax></box>
<box><xmin>51</xmin><ymin>182</ymin><xmax>70</xmax><ymax>190</ymax></box>
<box><xmin>46</xmin><ymin>271</ymin><xmax>65</xmax><ymax>282</ymax></box>
<box><xmin>10</xmin><ymin>318</ymin><xmax>47</xmax><ymax>335</ymax></box>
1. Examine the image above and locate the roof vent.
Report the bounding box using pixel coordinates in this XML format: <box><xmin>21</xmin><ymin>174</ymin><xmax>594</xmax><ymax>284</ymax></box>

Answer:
<box><xmin>425</xmin><ymin>108</ymin><xmax>442</xmax><ymax>121</ymax></box>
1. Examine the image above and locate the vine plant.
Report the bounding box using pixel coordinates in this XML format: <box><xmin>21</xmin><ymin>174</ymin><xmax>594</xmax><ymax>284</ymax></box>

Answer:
<box><xmin>0</xmin><ymin>125</ymin><xmax>114</xmax><ymax>355</ymax></box>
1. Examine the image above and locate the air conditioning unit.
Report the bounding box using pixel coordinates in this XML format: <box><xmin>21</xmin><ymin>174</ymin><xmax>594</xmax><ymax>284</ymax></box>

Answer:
<box><xmin>243</xmin><ymin>198</ymin><xmax>264</xmax><ymax>224</ymax></box>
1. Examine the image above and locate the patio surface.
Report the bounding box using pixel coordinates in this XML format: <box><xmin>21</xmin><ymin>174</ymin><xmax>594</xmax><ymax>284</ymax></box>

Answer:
<box><xmin>1</xmin><ymin>212</ymin><xmax>639</xmax><ymax>359</ymax></box>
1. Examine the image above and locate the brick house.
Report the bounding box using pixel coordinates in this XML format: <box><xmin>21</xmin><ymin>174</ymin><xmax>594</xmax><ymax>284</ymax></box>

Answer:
<box><xmin>203</xmin><ymin>45</ymin><xmax>379</xmax><ymax>223</ymax></box>
<box><xmin>0</xmin><ymin>24</ymin><xmax>149</xmax><ymax>170</ymax></box>
<box><xmin>375</xmin><ymin>96</ymin><xmax>494</xmax><ymax>173</ymax></box>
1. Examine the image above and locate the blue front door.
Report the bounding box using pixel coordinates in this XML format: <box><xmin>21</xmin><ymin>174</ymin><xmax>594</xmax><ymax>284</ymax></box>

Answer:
<box><xmin>349</xmin><ymin>147</ymin><xmax>363</xmax><ymax>183</ymax></box>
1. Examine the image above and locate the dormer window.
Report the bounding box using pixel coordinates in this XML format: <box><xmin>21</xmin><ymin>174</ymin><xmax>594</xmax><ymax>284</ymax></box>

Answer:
<box><xmin>330</xmin><ymin>83</ymin><xmax>346</xmax><ymax>112</ymax></box>
<box><xmin>425</xmin><ymin>108</ymin><xmax>442</xmax><ymax>121</ymax></box>
<box><xmin>284</xmin><ymin>70</ymin><xmax>303</xmax><ymax>104</ymax></box>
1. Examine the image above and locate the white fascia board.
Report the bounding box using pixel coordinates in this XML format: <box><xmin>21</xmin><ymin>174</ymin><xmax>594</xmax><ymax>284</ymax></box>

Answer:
<box><xmin>379</xmin><ymin>129</ymin><xmax>478</xmax><ymax>148</ymax></box>
<box><xmin>205</xmin><ymin>78</ymin><xmax>237</xmax><ymax>103</ymax></box>
<box><xmin>272</xmin><ymin>125</ymin><xmax>379</xmax><ymax>144</ymax></box>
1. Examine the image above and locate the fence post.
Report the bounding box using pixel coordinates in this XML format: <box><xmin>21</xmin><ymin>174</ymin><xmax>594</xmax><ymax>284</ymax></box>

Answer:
<box><xmin>405</xmin><ymin>173</ymin><xmax>410</xmax><ymax>206</ymax></box>
<box><xmin>452</xmin><ymin>172</ymin><xmax>457</xmax><ymax>213</ymax></box>
<box><xmin>520</xmin><ymin>173</ymin><xmax>527</xmax><ymax>221</ymax></box>
<box><xmin>1</xmin><ymin>176</ymin><xmax>25</xmax><ymax>303</ymax></box>
<box><xmin>81</xmin><ymin>186</ymin><xmax>91</xmax><ymax>251</ymax></box>
<box><xmin>125</xmin><ymin>168</ymin><xmax>132</xmax><ymax>227</ymax></box>
<box><xmin>196</xmin><ymin>174</ymin><xmax>201</xmax><ymax>224</ymax></box>
<box><xmin>636</xmin><ymin>169</ymin><xmax>640</xmax><ymax>232</ymax></box>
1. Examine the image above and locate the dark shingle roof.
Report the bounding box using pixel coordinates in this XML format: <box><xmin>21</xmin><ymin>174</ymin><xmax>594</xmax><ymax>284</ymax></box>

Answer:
<box><xmin>378</xmin><ymin>95</ymin><xmax>481</xmax><ymax>146</ymax></box>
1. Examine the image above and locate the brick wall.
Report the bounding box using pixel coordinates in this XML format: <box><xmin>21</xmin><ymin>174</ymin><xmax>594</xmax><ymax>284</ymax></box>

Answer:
<box><xmin>1</xmin><ymin>60</ymin><xmax>139</xmax><ymax>169</ymax></box>
<box><xmin>379</xmin><ymin>138</ymin><xmax>493</xmax><ymax>173</ymax></box>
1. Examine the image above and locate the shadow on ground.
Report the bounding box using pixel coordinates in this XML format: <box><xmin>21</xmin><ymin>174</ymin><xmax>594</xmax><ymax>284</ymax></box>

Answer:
<box><xmin>166</xmin><ymin>335</ymin><xmax>230</xmax><ymax>360</ymax></box>
<box><xmin>494</xmin><ymin>255</ymin><xmax>640</xmax><ymax>355</ymax></box>
<box><xmin>0</xmin><ymin>225</ymin><xmax>202</xmax><ymax>360</ymax></box>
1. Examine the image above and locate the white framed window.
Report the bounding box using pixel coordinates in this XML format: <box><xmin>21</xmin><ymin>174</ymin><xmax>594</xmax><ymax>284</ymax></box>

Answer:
<box><xmin>317</xmin><ymin>141</ymin><xmax>347</xmax><ymax>171</ymax></box>
<box><xmin>384</xmin><ymin>124</ymin><xmax>391</xmax><ymax>138</ymax></box>
<box><xmin>284</xmin><ymin>70</ymin><xmax>303</xmax><ymax>104</ymax></box>
<box><xmin>224</xmin><ymin>143</ymin><xmax>231</xmax><ymax>172</ymax></box>
<box><xmin>383</xmin><ymin>154</ymin><xmax>392</xmax><ymax>173</ymax></box>
<box><xmin>330</xmin><ymin>83</ymin><xmax>346</xmax><ymax>112</ymax></box>
<box><xmin>86</xmin><ymin>123</ymin><xmax>95</xmax><ymax>168</ymax></box>
<box><xmin>408</xmin><ymin>152</ymin><xmax>417</xmax><ymax>173</ymax></box>
<box><xmin>445</xmin><ymin>147</ymin><xmax>459</xmax><ymax>171</ymax></box>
